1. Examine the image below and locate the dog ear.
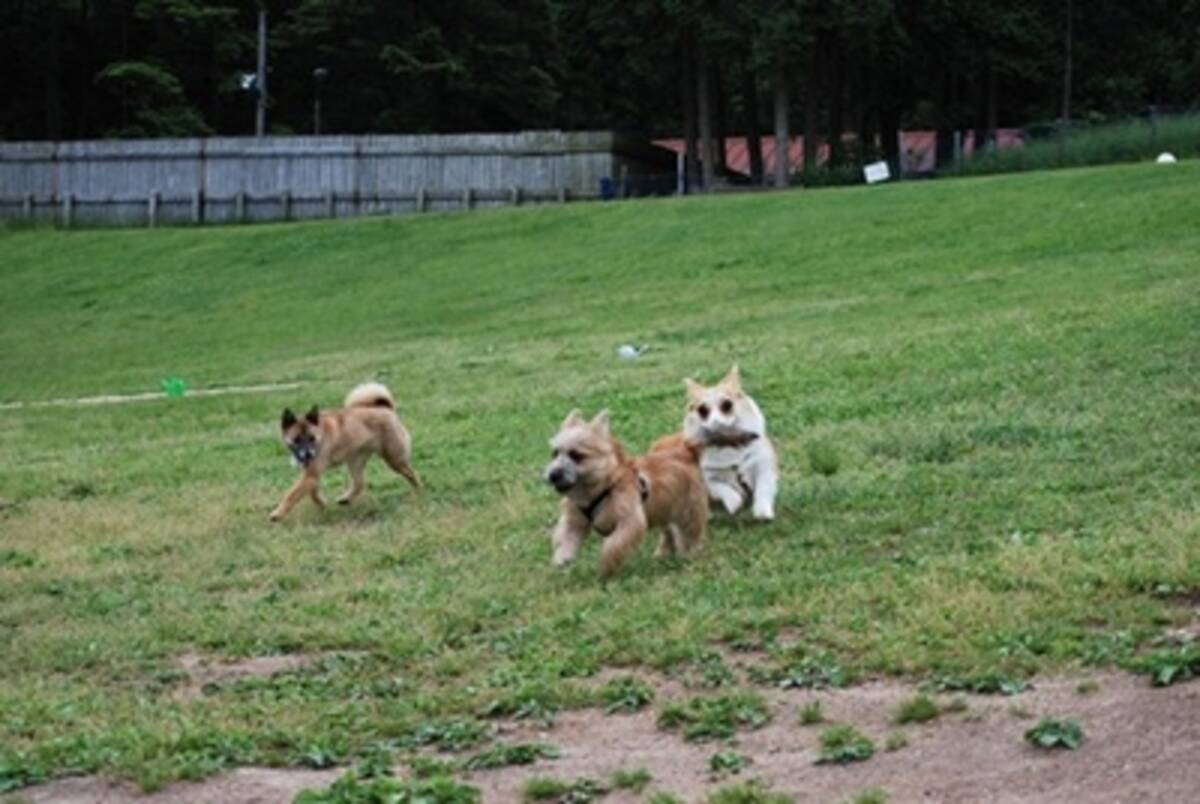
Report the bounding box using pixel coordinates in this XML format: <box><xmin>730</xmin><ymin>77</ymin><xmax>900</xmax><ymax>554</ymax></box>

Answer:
<box><xmin>561</xmin><ymin>409</ymin><xmax>584</xmax><ymax>428</ymax></box>
<box><xmin>591</xmin><ymin>409</ymin><xmax>611</xmax><ymax>434</ymax></box>
<box><xmin>684</xmin><ymin>378</ymin><xmax>704</xmax><ymax>402</ymax></box>
<box><xmin>721</xmin><ymin>364</ymin><xmax>742</xmax><ymax>390</ymax></box>
<box><xmin>305</xmin><ymin>405</ymin><xmax>320</xmax><ymax>425</ymax></box>
<box><xmin>281</xmin><ymin>408</ymin><xmax>297</xmax><ymax>429</ymax></box>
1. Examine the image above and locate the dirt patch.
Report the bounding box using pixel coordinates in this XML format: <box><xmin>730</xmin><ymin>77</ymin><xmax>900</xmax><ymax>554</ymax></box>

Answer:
<box><xmin>11</xmin><ymin>672</ymin><xmax>1200</xmax><ymax>803</ymax></box>
<box><xmin>473</xmin><ymin>672</ymin><xmax>1200</xmax><ymax>802</ymax></box>
<box><xmin>171</xmin><ymin>652</ymin><xmax>354</xmax><ymax>700</ymax></box>
<box><xmin>10</xmin><ymin>767</ymin><xmax>340</xmax><ymax>804</ymax></box>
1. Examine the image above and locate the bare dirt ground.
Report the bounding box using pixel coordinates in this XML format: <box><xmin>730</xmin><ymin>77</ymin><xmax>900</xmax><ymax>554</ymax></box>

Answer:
<box><xmin>10</xmin><ymin>670</ymin><xmax>1200</xmax><ymax>804</ymax></box>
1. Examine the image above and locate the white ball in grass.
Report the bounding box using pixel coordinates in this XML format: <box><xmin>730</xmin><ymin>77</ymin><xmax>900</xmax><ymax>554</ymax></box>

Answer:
<box><xmin>1156</xmin><ymin>152</ymin><xmax>1177</xmax><ymax>164</ymax></box>
<box><xmin>616</xmin><ymin>344</ymin><xmax>641</xmax><ymax>360</ymax></box>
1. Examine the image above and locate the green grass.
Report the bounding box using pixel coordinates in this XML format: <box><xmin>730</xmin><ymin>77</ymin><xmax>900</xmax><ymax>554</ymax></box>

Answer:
<box><xmin>893</xmin><ymin>694</ymin><xmax>940</xmax><ymax>724</ymax></box>
<box><xmin>1</xmin><ymin>162</ymin><xmax>1199</xmax><ymax>790</ymax></box>
<box><xmin>816</xmin><ymin>725</ymin><xmax>875</xmax><ymax>765</ymax></box>
<box><xmin>658</xmin><ymin>693</ymin><xmax>772</xmax><ymax>741</ymax></box>
<box><xmin>953</xmin><ymin>113</ymin><xmax>1200</xmax><ymax>176</ymax></box>
<box><xmin>798</xmin><ymin>701</ymin><xmax>824</xmax><ymax>725</ymax></box>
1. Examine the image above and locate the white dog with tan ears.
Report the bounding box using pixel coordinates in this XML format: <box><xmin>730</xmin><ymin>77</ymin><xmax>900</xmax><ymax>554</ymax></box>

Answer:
<box><xmin>681</xmin><ymin>365</ymin><xmax>778</xmax><ymax>521</ymax></box>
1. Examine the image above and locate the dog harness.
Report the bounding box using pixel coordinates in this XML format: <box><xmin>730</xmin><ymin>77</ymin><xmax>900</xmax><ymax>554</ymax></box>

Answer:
<box><xmin>578</xmin><ymin>474</ymin><xmax>650</xmax><ymax>535</ymax></box>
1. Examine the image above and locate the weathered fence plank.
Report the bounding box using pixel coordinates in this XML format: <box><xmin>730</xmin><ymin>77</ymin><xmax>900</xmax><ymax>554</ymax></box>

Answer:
<box><xmin>0</xmin><ymin>131</ymin><xmax>676</xmax><ymax>227</ymax></box>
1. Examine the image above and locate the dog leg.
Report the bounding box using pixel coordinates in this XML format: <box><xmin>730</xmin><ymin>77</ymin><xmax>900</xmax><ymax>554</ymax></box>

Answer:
<box><xmin>270</xmin><ymin>474</ymin><xmax>317</xmax><ymax>521</ymax></box>
<box><xmin>382</xmin><ymin>433</ymin><xmax>422</xmax><ymax>490</ymax></box>
<box><xmin>677</xmin><ymin>512</ymin><xmax>706</xmax><ymax>556</ymax></box>
<box><xmin>310</xmin><ymin>485</ymin><xmax>327</xmax><ymax>509</ymax></box>
<box><xmin>750</xmin><ymin>463</ymin><xmax>777</xmax><ymax>521</ymax></box>
<box><xmin>551</xmin><ymin>506</ymin><xmax>588</xmax><ymax>567</ymax></box>
<box><xmin>654</xmin><ymin>527</ymin><xmax>677</xmax><ymax>559</ymax></box>
<box><xmin>709</xmin><ymin>480</ymin><xmax>745</xmax><ymax>515</ymax></box>
<box><xmin>337</xmin><ymin>456</ymin><xmax>367</xmax><ymax>505</ymax></box>
<box><xmin>599</xmin><ymin>520</ymin><xmax>647</xmax><ymax>578</ymax></box>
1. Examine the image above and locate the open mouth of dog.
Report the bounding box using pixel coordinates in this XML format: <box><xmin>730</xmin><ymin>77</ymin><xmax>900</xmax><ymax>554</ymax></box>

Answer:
<box><xmin>289</xmin><ymin>443</ymin><xmax>317</xmax><ymax>466</ymax></box>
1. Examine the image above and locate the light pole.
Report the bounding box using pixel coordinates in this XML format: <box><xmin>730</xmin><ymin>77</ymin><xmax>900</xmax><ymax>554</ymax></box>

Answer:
<box><xmin>313</xmin><ymin>67</ymin><xmax>329</xmax><ymax>135</ymax></box>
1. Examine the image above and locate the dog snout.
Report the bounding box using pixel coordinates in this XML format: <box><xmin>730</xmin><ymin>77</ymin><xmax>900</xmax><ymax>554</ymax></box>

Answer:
<box><xmin>545</xmin><ymin>463</ymin><xmax>575</xmax><ymax>492</ymax></box>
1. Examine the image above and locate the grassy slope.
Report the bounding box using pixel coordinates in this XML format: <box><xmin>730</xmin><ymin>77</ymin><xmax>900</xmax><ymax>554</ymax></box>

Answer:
<box><xmin>0</xmin><ymin>163</ymin><xmax>1197</xmax><ymax>789</ymax></box>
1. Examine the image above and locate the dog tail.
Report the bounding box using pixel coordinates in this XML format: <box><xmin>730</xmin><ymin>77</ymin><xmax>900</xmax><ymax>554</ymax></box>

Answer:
<box><xmin>345</xmin><ymin>382</ymin><xmax>395</xmax><ymax>410</ymax></box>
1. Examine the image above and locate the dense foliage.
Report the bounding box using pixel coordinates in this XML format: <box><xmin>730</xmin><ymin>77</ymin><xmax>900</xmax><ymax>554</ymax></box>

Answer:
<box><xmin>1</xmin><ymin>2</ymin><xmax>1198</xmax><ymax>169</ymax></box>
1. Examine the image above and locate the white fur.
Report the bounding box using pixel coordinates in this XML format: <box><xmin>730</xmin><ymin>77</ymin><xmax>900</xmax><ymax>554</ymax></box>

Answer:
<box><xmin>344</xmin><ymin>381</ymin><xmax>395</xmax><ymax>409</ymax></box>
<box><xmin>684</xmin><ymin>385</ymin><xmax>779</xmax><ymax>521</ymax></box>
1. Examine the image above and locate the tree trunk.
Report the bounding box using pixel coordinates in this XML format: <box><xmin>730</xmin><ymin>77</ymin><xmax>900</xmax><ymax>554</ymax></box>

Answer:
<box><xmin>881</xmin><ymin>107</ymin><xmax>902</xmax><ymax>175</ymax></box>
<box><xmin>697</xmin><ymin>41</ymin><xmax>716</xmax><ymax>190</ymax></box>
<box><xmin>681</xmin><ymin>34</ymin><xmax>699</xmax><ymax>191</ymax></box>
<box><xmin>803</xmin><ymin>52</ymin><xmax>819</xmax><ymax>175</ymax></box>
<box><xmin>714</xmin><ymin>62</ymin><xmax>728</xmax><ymax>177</ymax></box>
<box><xmin>986</xmin><ymin>61</ymin><xmax>998</xmax><ymax>147</ymax></box>
<box><xmin>827</xmin><ymin>47</ymin><xmax>846</xmax><ymax>167</ymax></box>
<box><xmin>1061</xmin><ymin>0</ymin><xmax>1073</xmax><ymax>122</ymax></box>
<box><xmin>742</xmin><ymin>63</ymin><xmax>764</xmax><ymax>184</ymax></box>
<box><xmin>772</xmin><ymin>65</ymin><xmax>790</xmax><ymax>188</ymax></box>
<box><xmin>45</xmin><ymin>4</ymin><xmax>62</xmax><ymax>139</ymax></box>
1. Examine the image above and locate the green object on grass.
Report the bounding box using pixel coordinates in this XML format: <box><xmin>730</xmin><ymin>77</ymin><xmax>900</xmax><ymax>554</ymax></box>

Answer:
<box><xmin>160</xmin><ymin>377</ymin><xmax>187</xmax><ymax>398</ymax></box>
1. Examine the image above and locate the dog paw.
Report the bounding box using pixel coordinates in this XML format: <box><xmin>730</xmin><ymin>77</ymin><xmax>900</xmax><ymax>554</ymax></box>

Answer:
<box><xmin>752</xmin><ymin>508</ymin><xmax>775</xmax><ymax>522</ymax></box>
<box><xmin>336</xmin><ymin>497</ymin><xmax>351</xmax><ymax>506</ymax></box>
<box><xmin>269</xmin><ymin>510</ymin><xmax>284</xmax><ymax>522</ymax></box>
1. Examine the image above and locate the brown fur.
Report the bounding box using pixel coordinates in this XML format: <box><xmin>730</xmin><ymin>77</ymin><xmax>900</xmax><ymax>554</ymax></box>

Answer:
<box><xmin>270</xmin><ymin>383</ymin><xmax>420</xmax><ymax>521</ymax></box>
<box><xmin>545</xmin><ymin>410</ymin><xmax>709</xmax><ymax>577</ymax></box>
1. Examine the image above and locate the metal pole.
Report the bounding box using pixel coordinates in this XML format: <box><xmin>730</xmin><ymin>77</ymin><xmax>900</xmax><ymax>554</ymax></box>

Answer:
<box><xmin>255</xmin><ymin>8</ymin><xmax>267</xmax><ymax>137</ymax></box>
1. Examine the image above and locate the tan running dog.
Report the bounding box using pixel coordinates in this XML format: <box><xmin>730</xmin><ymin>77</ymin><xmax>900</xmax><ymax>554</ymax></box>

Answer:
<box><xmin>270</xmin><ymin>382</ymin><xmax>421</xmax><ymax>521</ymax></box>
<box><xmin>543</xmin><ymin>409</ymin><xmax>720</xmax><ymax>577</ymax></box>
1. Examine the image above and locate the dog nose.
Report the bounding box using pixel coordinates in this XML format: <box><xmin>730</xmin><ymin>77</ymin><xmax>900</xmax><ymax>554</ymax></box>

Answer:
<box><xmin>548</xmin><ymin>468</ymin><xmax>565</xmax><ymax>486</ymax></box>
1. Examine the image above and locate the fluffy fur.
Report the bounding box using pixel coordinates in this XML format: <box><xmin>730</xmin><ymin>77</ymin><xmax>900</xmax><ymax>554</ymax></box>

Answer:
<box><xmin>270</xmin><ymin>382</ymin><xmax>421</xmax><ymax>521</ymax></box>
<box><xmin>681</xmin><ymin>364</ymin><xmax>779</xmax><ymax>521</ymax></box>
<box><xmin>543</xmin><ymin>410</ymin><xmax>709</xmax><ymax>577</ymax></box>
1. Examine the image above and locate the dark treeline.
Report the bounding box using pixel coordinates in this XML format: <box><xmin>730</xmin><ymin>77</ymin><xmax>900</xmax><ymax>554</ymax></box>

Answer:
<box><xmin>2</xmin><ymin>1</ymin><xmax>1198</xmax><ymax>178</ymax></box>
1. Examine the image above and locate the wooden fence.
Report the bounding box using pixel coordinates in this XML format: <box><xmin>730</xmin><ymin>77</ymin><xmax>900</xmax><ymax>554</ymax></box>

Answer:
<box><xmin>0</xmin><ymin>131</ymin><xmax>677</xmax><ymax>227</ymax></box>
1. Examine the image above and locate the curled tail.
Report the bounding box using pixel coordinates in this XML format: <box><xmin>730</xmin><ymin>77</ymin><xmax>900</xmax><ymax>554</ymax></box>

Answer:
<box><xmin>344</xmin><ymin>382</ymin><xmax>395</xmax><ymax>410</ymax></box>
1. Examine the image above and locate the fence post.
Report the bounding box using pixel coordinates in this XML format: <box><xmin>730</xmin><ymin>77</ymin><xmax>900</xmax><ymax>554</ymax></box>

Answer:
<box><xmin>324</xmin><ymin>191</ymin><xmax>335</xmax><ymax>219</ymax></box>
<box><xmin>416</xmin><ymin>187</ymin><xmax>426</xmax><ymax>212</ymax></box>
<box><xmin>61</xmin><ymin>194</ymin><xmax>74</xmax><ymax>228</ymax></box>
<box><xmin>23</xmin><ymin>193</ymin><xmax>33</xmax><ymax>222</ymax></box>
<box><xmin>557</xmin><ymin>187</ymin><xmax>568</xmax><ymax>204</ymax></box>
<box><xmin>462</xmin><ymin>187</ymin><xmax>473</xmax><ymax>210</ymax></box>
<box><xmin>191</xmin><ymin>190</ymin><xmax>204</xmax><ymax>224</ymax></box>
<box><xmin>235</xmin><ymin>191</ymin><xmax>246</xmax><ymax>223</ymax></box>
<box><xmin>510</xmin><ymin>186</ymin><xmax>521</xmax><ymax>206</ymax></box>
<box><xmin>281</xmin><ymin>191</ymin><xmax>292</xmax><ymax>221</ymax></box>
<box><xmin>148</xmin><ymin>192</ymin><xmax>159</xmax><ymax>228</ymax></box>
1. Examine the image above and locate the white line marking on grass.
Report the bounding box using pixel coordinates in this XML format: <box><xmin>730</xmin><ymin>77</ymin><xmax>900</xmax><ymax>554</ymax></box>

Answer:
<box><xmin>0</xmin><ymin>382</ymin><xmax>303</xmax><ymax>410</ymax></box>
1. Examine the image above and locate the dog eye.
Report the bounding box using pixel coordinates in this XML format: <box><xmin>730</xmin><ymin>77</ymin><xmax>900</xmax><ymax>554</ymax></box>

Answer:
<box><xmin>697</xmin><ymin>404</ymin><xmax>710</xmax><ymax>420</ymax></box>
<box><xmin>719</xmin><ymin>399</ymin><xmax>733</xmax><ymax>415</ymax></box>
<box><xmin>568</xmin><ymin>450</ymin><xmax>584</xmax><ymax>463</ymax></box>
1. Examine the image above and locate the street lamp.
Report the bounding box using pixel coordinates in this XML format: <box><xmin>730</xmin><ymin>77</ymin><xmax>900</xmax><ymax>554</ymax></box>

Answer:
<box><xmin>313</xmin><ymin>67</ymin><xmax>329</xmax><ymax>135</ymax></box>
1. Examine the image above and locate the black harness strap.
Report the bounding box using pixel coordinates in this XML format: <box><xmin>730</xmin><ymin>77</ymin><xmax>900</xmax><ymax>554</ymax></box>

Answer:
<box><xmin>577</xmin><ymin>477</ymin><xmax>651</xmax><ymax>534</ymax></box>
<box><xmin>578</xmin><ymin>486</ymin><xmax>614</xmax><ymax>524</ymax></box>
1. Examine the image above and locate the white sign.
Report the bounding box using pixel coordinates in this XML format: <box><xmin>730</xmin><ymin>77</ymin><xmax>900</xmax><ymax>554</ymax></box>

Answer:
<box><xmin>864</xmin><ymin>161</ymin><xmax>891</xmax><ymax>184</ymax></box>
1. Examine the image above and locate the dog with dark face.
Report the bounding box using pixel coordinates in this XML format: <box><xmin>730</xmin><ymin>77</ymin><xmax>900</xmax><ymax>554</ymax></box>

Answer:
<box><xmin>543</xmin><ymin>409</ymin><xmax>713</xmax><ymax>577</ymax></box>
<box><xmin>270</xmin><ymin>382</ymin><xmax>421</xmax><ymax>521</ymax></box>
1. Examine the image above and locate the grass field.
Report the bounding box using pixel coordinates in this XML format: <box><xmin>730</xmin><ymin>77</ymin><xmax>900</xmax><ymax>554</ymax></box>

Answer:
<box><xmin>1</xmin><ymin>162</ymin><xmax>1198</xmax><ymax>795</ymax></box>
